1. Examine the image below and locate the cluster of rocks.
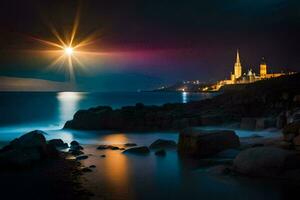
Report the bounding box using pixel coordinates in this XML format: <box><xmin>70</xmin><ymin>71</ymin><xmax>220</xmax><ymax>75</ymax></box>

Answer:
<box><xmin>97</xmin><ymin>145</ymin><xmax>125</xmax><ymax>150</ymax></box>
<box><xmin>177</xmin><ymin>127</ymin><xmax>300</xmax><ymax>181</ymax></box>
<box><xmin>0</xmin><ymin>130</ymin><xmax>59</xmax><ymax>168</ymax></box>
<box><xmin>69</xmin><ymin>141</ymin><xmax>84</xmax><ymax>156</ymax></box>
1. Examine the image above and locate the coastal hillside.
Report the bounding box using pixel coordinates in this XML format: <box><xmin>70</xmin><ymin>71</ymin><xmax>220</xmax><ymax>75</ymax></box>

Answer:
<box><xmin>64</xmin><ymin>73</ymin><xmax>300</xmax><ymax>131</ymax></box>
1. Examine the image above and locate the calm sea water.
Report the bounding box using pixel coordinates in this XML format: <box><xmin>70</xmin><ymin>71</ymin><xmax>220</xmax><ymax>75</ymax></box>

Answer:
<box><xmin>0</xmin><ymin>91</ymin><xmax>291</xmax><ymax>200</ymax></box>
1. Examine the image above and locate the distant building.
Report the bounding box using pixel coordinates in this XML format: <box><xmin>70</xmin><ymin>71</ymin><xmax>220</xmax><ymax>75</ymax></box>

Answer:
<box><xmin>205</xmin><ymin>50</ymin><xmax>291</xmax><ymax>91</ymax></box>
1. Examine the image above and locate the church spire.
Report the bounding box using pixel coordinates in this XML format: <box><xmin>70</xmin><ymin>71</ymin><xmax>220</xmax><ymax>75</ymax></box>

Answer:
<box><xmin>236</xmin><ymin>49</ymin><xmax>240</xmax><ymax>63</ymax></box>
<box><xmin>234</xmin><ymin>49</ymin><xmax>242</xmax><ymax>79</ymax></box>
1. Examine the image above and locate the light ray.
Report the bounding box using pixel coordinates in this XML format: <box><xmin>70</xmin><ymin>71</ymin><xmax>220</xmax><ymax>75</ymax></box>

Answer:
<box><xmin>70</xmin><ymin>6</ymin><xmax>81</xmax><ymax>46</ymax></box>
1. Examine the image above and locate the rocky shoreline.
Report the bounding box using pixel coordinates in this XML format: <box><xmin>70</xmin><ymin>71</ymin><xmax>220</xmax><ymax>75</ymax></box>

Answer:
<box><xmin>0</xmin><ymin>130</ymin><xmax>92</xmax><ymax>200</ymax></box>
<box><xmin>64</xmin><ymin>73</ymin><xmax>300</xmax><ymax>132</ymax></box>
<box><xmin>1</xmin><ymin>125</ymin><xmax>300</xmax><ymax>200</ymax></box>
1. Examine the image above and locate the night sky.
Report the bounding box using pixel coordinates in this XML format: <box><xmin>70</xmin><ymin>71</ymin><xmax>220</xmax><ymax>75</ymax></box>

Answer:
<box><xmin>0</xmin><ymin>0</ymin><xmax>299</xmax><ymax>91</ymax></box>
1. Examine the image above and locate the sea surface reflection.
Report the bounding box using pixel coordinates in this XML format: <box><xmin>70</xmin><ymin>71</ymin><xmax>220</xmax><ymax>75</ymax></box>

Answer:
<box><xmin>57</xmin><ymin>92</ymin><xmax>84</xmax><ymax>123</ymax></box>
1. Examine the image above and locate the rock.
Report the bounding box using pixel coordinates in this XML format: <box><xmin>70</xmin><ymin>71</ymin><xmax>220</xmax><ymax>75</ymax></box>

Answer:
<box><xmin>89</xmin><ymin>165</ymin><xmax>96</xmax><ymax>168</ymax></box>
<box><xmin>48</xmin><ymin>139</ymin><xmax>68</xmax><ymax>149</ymax></box>
<box><xmin>97</xmin><ymin>145</ymin><xmax>119</xmax><ymax>150</ymax></box>
<box><xmin>9</xmin><ymin>130</ymin><xmax>47</xmax><ymax>150</ymax></box>
<box><xmin>69</xmin><ymin>145</ymin><xmax>84</xmax><ymax>151</ymax></box>
<box><xmin>0</xmin><ymin>130</ymin><xmax>59</xmax><ymax>168</ymax></box>
<box><xmin>70</xmin><ymin>141</ymin><xmax>80</xmax><ymax>146</ymax></box>
<box><xmin>123</xmin><ymin>146</ymin><xmax>150</xmax><ymax>154</ymax></box>
<box><xmin>178</xmin><ymin>127</ymin><xmax>240</xmax><ymax>158</ymax></box>
<box><xmin>76</xmin><ymin>155</ymin><xmax>88</xmax><ymax>160</ymax></box>
<box><xmin>155</xmin><ymin>149</ymin><xmax>166</xmax><ymax>156</ymax></box>
<box><xmin>81</xmin><ymin>167</ymin><xmax>92</xmax><ymax>173</ymax></box>
<box><xmin>233</xmin><ymin>147</ymin><xmax>300</xmax><ymax>177</ymax></box>
<box><xmin>149</xmin><ymin>139</ymin><xmax>177</xmax><ymax>149</ymax></box>
<box><xmin>69</xmin><ymin>140</ymin><xmax>84</xmax><ymax>152</ymax></box>
<box><xmin>124</xmin><ymin>143</ymin><xmax>137</xmax><ymax>147</ymax></box>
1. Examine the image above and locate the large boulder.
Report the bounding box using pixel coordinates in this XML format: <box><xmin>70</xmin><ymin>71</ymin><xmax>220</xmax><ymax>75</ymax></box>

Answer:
<box><xmin>233</xmin><ymin>147</ymin><xmax>300</xmax><ymax>177</ymax></box>
<box><xmin>123</xmin><ymin>146</ymin><xmax>150</xmax><ymax>154</ymax></box>
<box><xmin>178</xmin><ymin>127</ymin><xmax>240</xmax><ymax>158</ymax></box>
<box><xmin>0</xmin><ymin>130</ymin><xmax>58</xmax><ymax>168</ymax></box>
<box><xmin>149</xmin><ymin>139</ymin><xmax>177</xmax><ymax>149</ymax></box>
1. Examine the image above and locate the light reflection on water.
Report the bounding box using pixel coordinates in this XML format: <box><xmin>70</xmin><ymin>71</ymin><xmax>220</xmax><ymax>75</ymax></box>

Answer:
<box><xmin>56</xmin><ymin>92</ymin><xmax>84</xmax><ymax>124</ymax></box>
<box><xmin>182</xmin><ymin>92</ymin><xmax>187</xmax><ymax>103</ymax></box>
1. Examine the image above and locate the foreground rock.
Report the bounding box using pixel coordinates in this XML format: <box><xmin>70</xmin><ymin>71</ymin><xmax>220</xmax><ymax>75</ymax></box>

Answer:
<box><xmin>97</xmin><ymin>145</ymin><xmax>120</xmax><ymax>150</ymax></box>
<box><xmin>149</xmin><ymin>139</ymin><xmax>177</xmax><ymax>149</ymax></box>
<box><xmin>178</xmin><ymin>127</ymin><xmax>240</xmax><ymax>158</ymax></box>
<box><xmin>123</xmin><ymin>146</ymin><xmax>150</xmax><ymax>154</ymax></box>
<box><xmin>233</xmin><ymin>147</ymin><xmax>300</xmax><ymax>177</ymax></box>
<box><xmin>69</xmin><ymin>140</ymin><xmax>84</xmax><ymax>156</ymax></box>
<box><xmin>0</xmin><ymin>130</ymin><xmax>59</xmax><ymax>168</ymax></box>
<box><xmin>48</xmin><ymin>139</ymin><xmax>69</xmax><ymax>149</ymax></box>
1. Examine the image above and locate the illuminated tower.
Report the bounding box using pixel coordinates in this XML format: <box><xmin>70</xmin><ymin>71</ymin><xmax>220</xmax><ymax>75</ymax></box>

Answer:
<box><xmin>234</xmin><ymin>50</ymin><xmax>242</xmax><ymax>79</ymax></box>
<box><xmin>260</xmin><ymin>57</ymin><xmax>267</xmax><ymax>78</ymax></box>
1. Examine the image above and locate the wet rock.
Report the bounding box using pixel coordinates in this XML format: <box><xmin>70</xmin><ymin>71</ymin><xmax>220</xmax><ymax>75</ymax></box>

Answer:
<box><xmin>48</xmin><ymin>139</ymin><xmax>68</xmax><ymax>149</ymax></box>
<box><xmin>76</xmin><ymin>155</ymin><xmax>88</xmax><ymax>160</ymax></box>
<box><xmin>97</xmin><ymin>145</ymin><xmax>120</xmax><ymax>150</ymax></box>
<box><xmin>124</xmin><ymin>143</ymin><xmax>137</xmax><ymax>147</ymax></box>
<box><xmin>233</xmin><ymin>147</ymin><xmax>300</xmax><ymax>177</ymax></box>
<box><xmin>81</xmin><ymin>167</ymin><xmax>92</xmax><ymax>173</ymax></box>
<box><xmin>178</xmin><ymin>127</ymin><xmax>240</xmax><ymax>158</ymax></box>
<box><xmin>149</xmin><ymin>139</ymin><xmax>177</xmax><ymax>149</ymax></box>
<box><xmin>155</xmin><ymin>149</ymin><xmax>166</xmax><ymax>156</ymax></box>
<box><xmin>69</xmin><ymin>140</ymin><xmax>84</xmax><ymax>152</ymax></box>
<box><xmin>123</xmin><ymin>146</ymin><xmax>150</xmax><ymax>154</ymax></box>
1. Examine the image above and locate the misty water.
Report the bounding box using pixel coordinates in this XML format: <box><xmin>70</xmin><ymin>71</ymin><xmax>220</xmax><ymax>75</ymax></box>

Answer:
<box><xmin>0</xmin><ymin>91</ymin><xmax>292</xmax><ymax>200</ymax></box>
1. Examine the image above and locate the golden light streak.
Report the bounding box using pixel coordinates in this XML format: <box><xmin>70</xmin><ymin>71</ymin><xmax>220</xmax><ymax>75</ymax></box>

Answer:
<box><xmin>70</xmin><ymin>6</ymin><xmax>81</xmax><ymax>46</ymax></box>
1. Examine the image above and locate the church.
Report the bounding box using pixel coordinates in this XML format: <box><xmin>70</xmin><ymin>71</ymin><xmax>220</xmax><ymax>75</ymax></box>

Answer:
<box><xmin>209</xmin><ymin>50</ymin><xmax>288</xmax><ymax>91</ymax></box>
<box><xmin>230</xmin><ymin>50</ymin><xmax>285</xmax><ymax>84</ymax></box>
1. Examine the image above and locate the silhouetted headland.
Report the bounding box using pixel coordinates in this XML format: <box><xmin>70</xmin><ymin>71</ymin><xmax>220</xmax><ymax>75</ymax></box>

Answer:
<box><xmin>64</xmin><ymin>73</ymin><xmax>300</xmax><ymax>132</ymax></box>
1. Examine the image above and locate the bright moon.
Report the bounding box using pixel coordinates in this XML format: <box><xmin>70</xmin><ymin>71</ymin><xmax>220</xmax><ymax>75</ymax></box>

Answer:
<box><xmin>65</xmin><ymin>47</ymin><xmax>73</xmax><ymax>56</ymax></box>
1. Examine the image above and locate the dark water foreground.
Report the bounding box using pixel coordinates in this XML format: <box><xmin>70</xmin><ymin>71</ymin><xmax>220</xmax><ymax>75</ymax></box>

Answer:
<box><xmin>0</xmin><ymin>128</ymin><xmax>293</xmax><ymax>200</ymax></box>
